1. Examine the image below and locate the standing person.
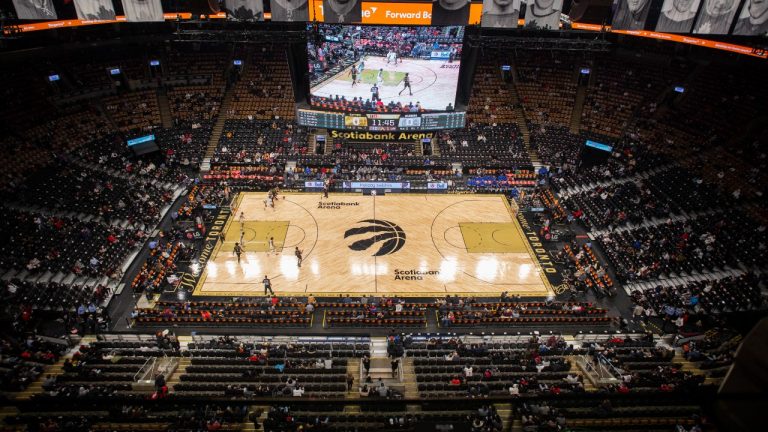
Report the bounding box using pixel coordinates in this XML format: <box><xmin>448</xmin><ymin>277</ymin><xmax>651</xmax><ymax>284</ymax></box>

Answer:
<box><xmin>346</xmin><ymin>373</ymin><xmax>355</xmax><ymax>391</ymax></box>
<box><xmin>350</xmin><ymin>66</ymin><xmax>358</xmax><ymax>86</ymax></box>
<box><xmin>268</xmin><ymin>237</ymin><xmax>276</xmax><ymax>255</ymax></box>
<box><xmin>390</xmin><ymin>358</ymin><xmax>399</xmax><ymax>378</ymax></box>
<box><xmin>362</xmin><ymin>354</ymin><xmax>371</xmax><ymax>374</ymax></box>
<box><xmin>295</xmin><ymin>247</ymin><xmax>303</xmax><ymax>267</ymax></box>
<box><xmin>239</xmin><ymin>211</ymin><xmax>246</xmax><ymax>225</ymax></box>
<box><xmin>234</xmin><ymin>242</ymin><xmax>243</xmax><ymax>264</ymax></box>
<box><xmin>377</xmin><ymin>68</ymin><xmax>384</xmax><ymax>86</ymax></box>
<box><xmin>386</xmin><ymin>50</ymin><xmax>396</xmax><ymax>64</ymax></box>
<box><xmin>322</xmin><ymin>182</ymin><xmax>329</xmax><ymax>199</ymax></box>
<box><xmin>370</xmin><ymin>83</ymin><xmax>380</xmax><ymax>102</ymax></box>
<box><xmin>263</xmin><ymin>275</ymin><xmax>275</xmax><ymax>296</ymax></box>
<box><xmin>398</xmin><ymin>73</ymin><xmax>412</xmax><ymax>96</ymax></box>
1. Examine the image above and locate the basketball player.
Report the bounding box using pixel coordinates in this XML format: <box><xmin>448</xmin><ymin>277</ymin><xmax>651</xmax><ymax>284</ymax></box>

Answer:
<box><xmin>387</xmin><ymin>50</ymin><xmax>397</xmax><ymax>65</ymax></box>
<box><xmin>350</xmin><ymin>66</ymin><xmax>358</xmax><ymax>86</ymax></box>
<box><xmin>295</xmin><ymin>247</ymin><xmax>303</xmax><ymax>267</ymax></box>
<box><xmin>377</xmin><ymin>68</ymin><xmax>384</xmax><ymax>86</ymax></box>
<box><xmin>263</xmin><ymin>275</ymin><xmax>275</xmax><ymax>296</ymax></box>
<box><xmin>234</xmin><ymin>242</ymin><xmax>243</xmax><ymax>263</ymax></box>
<box><xmin>239</xmin><ymin>211</ymin><xmax>245</xmax><ymax>224</ymax></box>
<box><xmin>268</xmin><ymin>236</ymin><xmax>276</xmax><ymax>255</ymax></box>
<box><xmin>398</xmin><ymin>73</ymin><xmax>412</xmax><ymax>96</ymax></box>
<box><xmin>371</xmin><ymin>83</ymin><xmax>380</xmax><ymax>102</ymax></box>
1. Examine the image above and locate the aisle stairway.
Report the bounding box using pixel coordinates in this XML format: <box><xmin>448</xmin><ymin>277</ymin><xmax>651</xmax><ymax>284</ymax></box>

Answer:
<box><xmin>506</xmin><ymin>71</ymin><xmax>538</xmax><ymax>166</ymax></box>
<box><xmin>570</xmin><ymin>85</ymin><xmax>587</xmax><ymax>134</ymax></box>
<box><xmin>157</xmin><ymin>87</ymin><xmax>173</xmax><ymax>128</ymax></box>
<box><xmin>401</xmin><ymin>358</ymin><xmax>418</xmax><ymax>398</ymax></box>
<box><xmin>495</xmin><ymin>402</ymin><xmax>513</xmax><ymax>432</ymax></box>
<box><xmin>167</xmin><ymin>335</ymin><xmax>192</xmax><ymax>393</ymax></box>
<box><xmin>202</xmin><ymin>87</ymin><xmax>236</xmax><ymax>168</ymax></box>
<box><xmin>364</xmin><ymin>337</ymin><xmax>405</xmax><ymax>394</ymax></box>
<box><xmin>346</xmin><ymin>358</ymin><xmax>361</xmax><ymax>399</ymax></box>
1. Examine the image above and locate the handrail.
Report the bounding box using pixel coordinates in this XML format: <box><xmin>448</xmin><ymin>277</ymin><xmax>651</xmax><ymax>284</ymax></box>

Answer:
<box><xmin>133</xmin><ymin>356</ymin><xmax>156</xmax><ymax>382</ymax></box>
<box><xmin>596</xmin><ymin>353</ymin><xmax>622</xmax><ymax>377</ymax></box>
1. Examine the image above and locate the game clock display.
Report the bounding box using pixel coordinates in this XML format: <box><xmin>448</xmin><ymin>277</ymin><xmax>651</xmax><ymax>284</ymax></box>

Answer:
<box><xmin>297</xmin><ymin>109</ymin><xmax>464</xmax><ymax>131</ymax></box>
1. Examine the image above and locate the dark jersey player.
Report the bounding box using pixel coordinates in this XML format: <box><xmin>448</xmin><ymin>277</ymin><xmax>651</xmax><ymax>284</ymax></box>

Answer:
<box><xmin>398</xmin><ymin>73</ymin><xmax>412</xmax><ymax>96</ymax></box>
<box><xmin>371</xmin><ymin>84</ymin><xmax>380</xmax><ymax>101</ymax></box>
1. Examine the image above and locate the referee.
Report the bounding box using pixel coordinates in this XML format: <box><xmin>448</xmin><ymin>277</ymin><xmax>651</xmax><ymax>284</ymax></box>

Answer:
<box><xmin>263</xmin><ymin>275</ymin><xmax>275</xmax><ymax>296</ymax></box>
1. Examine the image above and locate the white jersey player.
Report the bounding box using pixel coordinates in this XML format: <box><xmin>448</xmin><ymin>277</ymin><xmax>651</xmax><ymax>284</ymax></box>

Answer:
<box><xmin>387</xmin><ymin>51</ymin><xmax>397</xmax><ymax>65</ymax></box>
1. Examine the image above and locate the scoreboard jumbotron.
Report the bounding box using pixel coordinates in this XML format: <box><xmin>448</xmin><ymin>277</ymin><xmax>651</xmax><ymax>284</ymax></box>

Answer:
<box><xmin>297</xmin><ymin>109</ymin><xmax>466</xmax><ymax>131</ymax></box>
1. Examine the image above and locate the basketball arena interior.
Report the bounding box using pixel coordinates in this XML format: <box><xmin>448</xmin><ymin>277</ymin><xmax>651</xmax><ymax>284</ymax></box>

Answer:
<box><xmin>0</xmin><ymin>0</ymin><xmax>766</xmax><ymax>431</ymax></box>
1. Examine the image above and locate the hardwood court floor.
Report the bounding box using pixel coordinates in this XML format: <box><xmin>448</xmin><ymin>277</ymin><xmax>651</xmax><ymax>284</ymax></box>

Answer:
<box><xmin>194</xmin><ymin>193</ymin><xmax>552</xmax><ymax>297</ymax></box>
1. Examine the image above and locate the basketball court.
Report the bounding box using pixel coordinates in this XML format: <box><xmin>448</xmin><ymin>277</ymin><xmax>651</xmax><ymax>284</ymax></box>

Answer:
<box><xmin>193</xmin><ymin>193</ymin><xmax>552</xmax><ymax>297</ymax></box>
<box><xmin>310</xmin><ymin>55</ymin><xmax>460</xmax><ymax>111</ymax></box>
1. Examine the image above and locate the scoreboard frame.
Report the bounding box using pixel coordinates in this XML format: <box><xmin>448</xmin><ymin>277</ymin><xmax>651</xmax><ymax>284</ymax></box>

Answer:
<box><xmin>297</xmin><ymin>109</ymin><xmax>466</xmax><ymax>131</ymax></box>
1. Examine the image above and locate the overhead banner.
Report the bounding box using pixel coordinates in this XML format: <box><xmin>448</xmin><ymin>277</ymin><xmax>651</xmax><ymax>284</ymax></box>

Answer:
<box><xmin>361</xmin><ymin>1</ymin><xmax>434</xmax><ymax>25</ymax></box>
<box><xmin>655</xmin><ymin>0</ymin><xmax>700</xmax><ymax>33</ymax></box>
<box><xmin>122</xmin><ymin>0</ymin><xmax>164</xmax><ymax>22</ymax></box>
<box><xmin>74</xmin><ymin>0</ymin><xmax>116</xmax><ymax>20</ymax></box>
<box><xmin>611</xmin><ymin>0</ymin><xmax>652</xmax><ymax>30</ymax></box>
<box><xmin>322</xmin><ymin>0</ymin><xmax>363</xmax><ymax>23</ymax></box>
<box><xmin>693</xmin><ymin>0</ymin><xmax>740</xmax><ymax>34</ymax></box>
<box><xmin>12</xmin><ymin>0</ymin><xmax>57</xmax><ymax>20</ymax></box>
<box><xmin>270</xmin><ymin>0</ymin><xmax>310</xmax><ymax>21</ymax></box>
<box><xmin>432</xmin><ymin>0</ymin><xmax>472</xmax><ymax>25</ymax></box>
<box><xmin>732</xmin><ymin>0</ymin><xmax>768</xmax><ymax>35</ymax></box>
<box><xmin>481</xmin><ymin>0</ymin><xmax>521</xmax><ymax>28</ymax></box>
<box><xmin>224</xmin><ymin>0</ymin><xmax>265</xmax><ymax>21</ymax></box>
<box><xmin>524</xmin><ymin>0</ymin><xmax>562</xmax><ymax>30</ymax></box>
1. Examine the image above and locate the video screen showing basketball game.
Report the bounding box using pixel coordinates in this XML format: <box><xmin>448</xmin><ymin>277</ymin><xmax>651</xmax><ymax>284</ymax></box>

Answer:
<box><xmin>307</xmin><ymin>24</ymin><xmax>464</xmax><ymax>113</ymax></box>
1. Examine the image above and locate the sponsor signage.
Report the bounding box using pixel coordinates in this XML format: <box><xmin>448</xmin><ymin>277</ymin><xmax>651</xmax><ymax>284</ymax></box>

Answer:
<box><xmin>342</xmin><ymin>181</ymin><xmax>410</xmax><ymax>189</ymax></box>
<box><xmin>430</xmin><ymin>50</ymin><xmax>451</xmax><ymax>60</ymax></box>
<box><xmin>360</xmin><ymin>1</ymin><xmax>433</xmax><ymax>25</ymax></box>
<box><xmin>427</xmin><ymin>182</ymin><xmax>448</xmax><ymax>190</ymax></box>
<box><xmin>127</xmin><ymin>134</ymin><xmax>155</xmax><ymax>146</ymax></box>
<box><xmin>329</xmin><ymin>130</ymin><xmax>435</xmax><ymax>141</ymax></box>
<box><xmin>304</xmin><ymin>181</ymin><xmax>325</xmax><ymax>188</ymax></box>
<box><xmin>585</xmin><ymin>140</ymin><xmax>613</xmax><ymax>152</ymax></box>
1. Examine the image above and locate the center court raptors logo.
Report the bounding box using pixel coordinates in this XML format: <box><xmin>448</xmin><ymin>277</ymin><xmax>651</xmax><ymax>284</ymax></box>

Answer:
<box><xmin>344</xmin><ymin>219</ymin><xmax>406</xmax><ymax>256</ymax></box>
